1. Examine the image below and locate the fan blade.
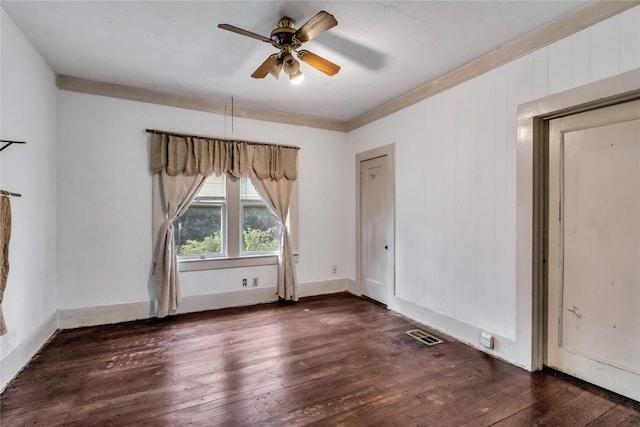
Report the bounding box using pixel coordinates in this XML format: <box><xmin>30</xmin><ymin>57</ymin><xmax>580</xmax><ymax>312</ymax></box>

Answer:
<box><xmin>251</xmin><ymin>54</ymin><xmax>282</xmax><ymax>79</ymax></box>
<box><xmin>294</xmin><ymin>11</ymin><xmax>337</xmax><ymax>43</ymax></box>
<box><xmin>218</xmin><ymin>24</ymin><xmax>271</xmax><ymax>43</ymax></box>
<box><xmin>297</xmin><ymin>50</ymin><xmax>340</xmax><ymax>76</ymax></box>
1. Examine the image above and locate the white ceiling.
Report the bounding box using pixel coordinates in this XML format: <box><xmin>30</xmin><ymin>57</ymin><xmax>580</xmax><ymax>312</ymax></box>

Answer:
<box><xmin>2</xmin><ymin>1</ymin><xmax>591</xmax><ymax>122</ymax></box>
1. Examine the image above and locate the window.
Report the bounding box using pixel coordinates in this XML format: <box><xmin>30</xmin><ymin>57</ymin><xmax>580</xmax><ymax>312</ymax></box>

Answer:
<box><xmin>174</xmin><ymin>175</ymin><xmax>226</xmax><ymax>259</ymax></box>
<box><xmin>240</xmin><ymin>178</ymin><xmax>281</xmax><ymax>254</ymax></box>
<box><xmin>175</xmin><ymin>175</ymin><xmax>294</xmax><ymax>266</ymax></box>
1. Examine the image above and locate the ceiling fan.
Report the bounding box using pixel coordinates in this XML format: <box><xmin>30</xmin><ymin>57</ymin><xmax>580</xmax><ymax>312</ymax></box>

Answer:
<box><xmin>218</xmin><ymin>11</ymin><xmax>341</xmax><ymax>84</ymax></box>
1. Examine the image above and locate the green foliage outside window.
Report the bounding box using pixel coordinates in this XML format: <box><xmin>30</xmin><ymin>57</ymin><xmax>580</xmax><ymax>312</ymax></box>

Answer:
<box><xmin>178</xmin><ymin>234</ymin><xmax>222</xmax><ymax>255</ymax></box>
<box><xmin>177</xmin><ymin>205</ymin><xmax>221</xmax><ymax>243</ymax></box>
<box><xmin>241</xmin><ymin>205</ymin><xmax>281</xmax><ymax>253</ymax></box>
<box><xmin>175</xmin><ymin>202</ymin><xmax>281</xmax><ymax>257</ymax></box>
<box><xmin>177</xmin><ymin>227</ymin><xmax>279</xmax><ymax>255</ymax></box>
<box><xmin>243</xmin><ymin>227</ymin><xmax>280</xmax><ymax>252</ymax></box>
<box><xmin>174</xmin><ymin>204</ymin><xmax>222</xmax><ymax>256</ymax></box>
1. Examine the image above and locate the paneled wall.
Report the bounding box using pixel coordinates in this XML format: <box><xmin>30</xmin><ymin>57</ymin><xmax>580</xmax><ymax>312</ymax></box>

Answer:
<box><xmin>346</xmin><ymin>6</ymin><xmax>639</xmax><ymax>365</ymax></box>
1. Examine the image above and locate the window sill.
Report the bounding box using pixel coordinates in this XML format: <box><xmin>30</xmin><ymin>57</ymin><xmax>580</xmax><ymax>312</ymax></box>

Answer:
<box><xmin>178</xmin><ymin>253</ymin><xmax>299</xmax><ymax>272</ymax></box>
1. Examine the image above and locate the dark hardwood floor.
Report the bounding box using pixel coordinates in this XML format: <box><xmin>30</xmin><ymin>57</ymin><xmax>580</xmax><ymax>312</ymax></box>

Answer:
<box><xmin>1</xmin><ymin>292</ymin><xmax>638</xmax><ymax>426</ymax></box>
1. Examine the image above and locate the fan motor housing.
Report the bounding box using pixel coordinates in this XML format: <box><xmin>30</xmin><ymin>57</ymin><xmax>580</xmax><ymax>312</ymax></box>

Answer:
<box><xmin>270</xmin><ymin>16</ymin><xmax>301</xmax><ymax>49</ymax></box>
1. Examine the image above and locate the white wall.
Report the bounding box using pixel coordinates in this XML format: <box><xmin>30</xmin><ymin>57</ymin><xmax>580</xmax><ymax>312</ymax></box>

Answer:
<box><xmin>57</xmin><ymin>91</ymin><xmax>348</xmax><ymax>315</ymax></box>
<box><xmin>346</xmin><ymin>6</ymin><xmax>640</xmax><ymax>369</ymax></box>
<box><xmin>0</xmin><ymin>9</ymin><xmax>59</xmax><ymax>389</ymax></box>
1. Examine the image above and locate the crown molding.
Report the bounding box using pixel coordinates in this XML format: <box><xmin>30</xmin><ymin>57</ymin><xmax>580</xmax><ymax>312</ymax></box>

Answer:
<box><xmin>55</xmin><ymin>75</ymin><xmax>350</xmax><ymax>133</ymax></box>
<box><xmin>56</xmin><ymin>1</ymin><xmax>638</xmax><ymax>134</ymax></box>
<box><xmin>345</xmin><ymin>0</ymin><xmax>640</xmax><ymax>131</ymax></box>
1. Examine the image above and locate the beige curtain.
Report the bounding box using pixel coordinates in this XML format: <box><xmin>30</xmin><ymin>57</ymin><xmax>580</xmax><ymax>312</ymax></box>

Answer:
<box><xmin>153</xmin><ymin>171</ymin><xmax>207</xmax><ymax>317</ymax></box>
<box><xmin>149</xmin><ymin>132</ymin><xmax>299</xmax><ymax>313</ymax></box>
<box><xmin>150</xmin><ymin>134</ymin><xmax>251</xmax><ymax>178</ymax></box>
<box><xmin>0</xmin><ymin>196</ymin><xmax>12</xmax><ymax>335</ymax></box>
<box><xmin>251</xmin><ymin>145</ymin><xmax>298</xmax><ymax>301</ymax></box>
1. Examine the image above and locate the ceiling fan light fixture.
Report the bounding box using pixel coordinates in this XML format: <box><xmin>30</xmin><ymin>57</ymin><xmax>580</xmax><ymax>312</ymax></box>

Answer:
<box><xmin>289</xmin><ymin>70</ymin><xmax>304</xmax><ymax>84</ymax></box>
<box><xmin>267</xmin><ymin>61</ymin><xmax>282</xmax><ymax>79</ymax></box>
<box><xmin>282</xmin><ymin>54</ymin><xmax>300</xmax><ymax>75</ymax></box>
<box><xmin>219</xmin><ymin>11</ymin><xmax>340</xmax><ymax>81</ymax></box>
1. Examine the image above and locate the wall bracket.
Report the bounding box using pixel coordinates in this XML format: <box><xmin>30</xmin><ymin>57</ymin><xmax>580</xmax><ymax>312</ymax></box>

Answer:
<box><xmin>0</xmin><ymin>140</ymin><xmax>26</xmax><ymax>152</ymax></box>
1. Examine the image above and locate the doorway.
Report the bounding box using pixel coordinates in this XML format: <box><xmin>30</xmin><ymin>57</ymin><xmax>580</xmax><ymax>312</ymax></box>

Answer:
<box><xmin>545</xmin><ymin>99</ymin><xmax>640</xmax><ymax>400</ymax></box>
<box><xmin>516</xmin><ymin>69</ymin><xmax>640</xmax><ymax>397</ymax></box>
<box><xmin>356</xmin><ymin>145</ymin><xmax>395</xmax><ymax>306</ymax></box>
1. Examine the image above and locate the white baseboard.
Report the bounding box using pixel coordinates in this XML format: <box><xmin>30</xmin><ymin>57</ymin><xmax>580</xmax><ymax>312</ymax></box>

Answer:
<box><xmin>298</xmin><ymin>278</ymin><xmax>347</xmax><ymax>297</ymax></box>
<box><xmin>343</xmin><ymin>282</ymin><xmax>521</xmax><ymax>369</ymax></box>
<box><xmin>178</xmin><ymin>287</ymin><xmax>279</xmax><ymax>314</ymax></box>
<box><xmin>345</xmin><ymin>278</ymin><xmax>360</xmax><ymax>296</ymax></box>
<box><xmin>389</xmin><ymin>296</ymin><xmax>522</xmax><ymax>369</ymax></box>
<box><xmin>58</xmin><ymin>278</ymin><xmax>348</xmax><ymax>330</ymax></box>
<box><xmin>59</xmin><ymin>280</ymin><xmax>524</xmax><ymax>368</ymax></box>
<box><xmin>58</xmin><ymin>301</ymin><xmax>151</xmax><ymax>329</ymax></box>
<box><xmin>1</xmin><ymin>312</ymin><xmax>58</xmax><ymax>392</ymax></box>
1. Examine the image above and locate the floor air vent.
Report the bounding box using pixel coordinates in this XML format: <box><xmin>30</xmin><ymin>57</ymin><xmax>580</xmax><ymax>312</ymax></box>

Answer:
<box><xmin>406</xmin><ymin>329</ymin><xmax>443</xmax><ymax>346</ymax></box>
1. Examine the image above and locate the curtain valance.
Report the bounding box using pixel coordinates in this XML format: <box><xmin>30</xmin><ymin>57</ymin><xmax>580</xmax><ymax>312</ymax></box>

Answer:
<box><xmin>149</xmin><ymin>133</ymin><xmax>297</xmax><ymax>181</ymax></box>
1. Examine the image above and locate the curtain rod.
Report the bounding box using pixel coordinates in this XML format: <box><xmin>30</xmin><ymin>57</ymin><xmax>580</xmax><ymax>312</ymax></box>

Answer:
<box><xmin>0</xmin><ymin>189</ymin><xmax>21</xmax><ymax>198</ymax></box>
<box><xmin>145</xmin><ymin>129</ymin><xmax>300</xmax><ymax>150</ymax></box>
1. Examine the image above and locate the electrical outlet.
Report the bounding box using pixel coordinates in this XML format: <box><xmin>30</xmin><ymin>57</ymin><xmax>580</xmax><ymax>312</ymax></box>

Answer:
<box><xmin>332</xmin><ymin>265</ymin><xmax>337</xmax><ymax>274</ymax></box>
<box><xmin>480</xmin><ymin>332</ymin><xmax>494</xmax><ymax>349</ymax></box>
<box><xmin>252</xmin><ymin>277</ymin><xmax>258</xmax><ymax>287</ymax></box>
<box><xmin>242</xmin><ymin>278</ymin><xmax>247</xmax><ymax>287</ymax></box>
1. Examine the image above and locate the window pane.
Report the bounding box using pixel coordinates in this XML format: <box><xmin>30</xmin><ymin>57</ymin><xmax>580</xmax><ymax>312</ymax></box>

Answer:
<box><xmin>175</xmin><ymin>204</ymin><xmax>223</xmax><ymax>257</ymax></box>
<box><xmin>240</xmin><ymin>177</ymin><xmax>262</xmax><ymax>200</ymax></box>
<box><xmin>196</xmin><ymin>174</ymin><xmax>225</xmax><ymax>201</ymax></box>
<box><xmin>174</xmin><ymin>175</ymin><xmax>226</xmax><ymax>258</ymax></box>
<box><xmin>240</xmin><ymin>177</ymin><xmax>281</xmax><ymax>253</ymax></box>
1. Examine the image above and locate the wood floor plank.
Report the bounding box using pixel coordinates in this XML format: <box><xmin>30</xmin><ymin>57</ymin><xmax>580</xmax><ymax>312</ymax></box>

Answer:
<box><xmin>587</xmin><ymin>404</ymin><xmax>640</xmax><ymax>427</ymax></box>
<box><xmin>1</xmin><ymin>293</ymin><xmax>638</xmax><ymax>426</ymax></box>
<box><xmin>500</xmin><ymin>390</ymin><xmax>616</xmax><ymax>426</ymax></box>
<box><xmin>618</xmin><ymin>413</ymin><xmax>640</xmax><ymax>426</ymax></box>
<box><xmin>460</xmin><ymin>374</ymin><xmax>565</xmax><ymax>427</ymax></box>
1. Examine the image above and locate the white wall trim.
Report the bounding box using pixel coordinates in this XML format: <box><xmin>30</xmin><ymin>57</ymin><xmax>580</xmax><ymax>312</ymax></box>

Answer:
<box><xmin>58</xmin><ymin>301</ymin><xmax>152</xmax><ymax>329</ymax></box>
<box><xmin>297</xmin><ymin>278</ymin><xmax>347</xmax><ymax>298</ymax></box>
<box><xmin>346</xmin><ymin>287</ymin><xmax>527</xmax><ymax>369</ymax></box>
<box><xmin>345</xmin><ymin>278</ymin><xmax>360</xmax><ymax>296</ymax></box>
<box><xmin>58</xmin><ymin>278</ymin><xmax>348</xmax><ymax>329</ymax></box>
<box><xmin>388</xmin><ymin>297</ymin><xmax>524</xmax><ymax>369</ymax></box>
<box><xmin>0</xmin><ymin>312</ymin><xmax>58</xmax><ymax>392</ymax></box>
<box><xmin>177</xmin><ymin>287</ymin><xmax>279</xmax><ymax>314</ymax></box>
<box><xmin>56</xmin><ymin>75</ymin><xmax>349</xmax><ymax>132</ymax></box>
<box><xmin>516</xmin><ymin>69</ymin><xmax>640</xmax><ymax>371</ymax></box>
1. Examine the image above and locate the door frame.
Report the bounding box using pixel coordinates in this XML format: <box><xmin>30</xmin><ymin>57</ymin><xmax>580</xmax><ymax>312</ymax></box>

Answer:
<box><xmin>355</xmin><ymin>144</ymin><xmax>396</xmax><ymax>300</ymax></box>
<box><xmin>516</xmin><ymin>69</ymin><xmax>640</xmax><ymax>371</ymax></box>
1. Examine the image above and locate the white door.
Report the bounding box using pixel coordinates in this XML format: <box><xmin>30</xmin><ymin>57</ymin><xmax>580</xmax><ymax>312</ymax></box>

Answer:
<box><xmin>547</xmin><ymin>99</ymin><xmax>640</xmax><ymax>401</ymax></box>
<box><xmin>360</xmin><ymin>155</ymin><xmax>392</xmax><ymax>305</ymax></box>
